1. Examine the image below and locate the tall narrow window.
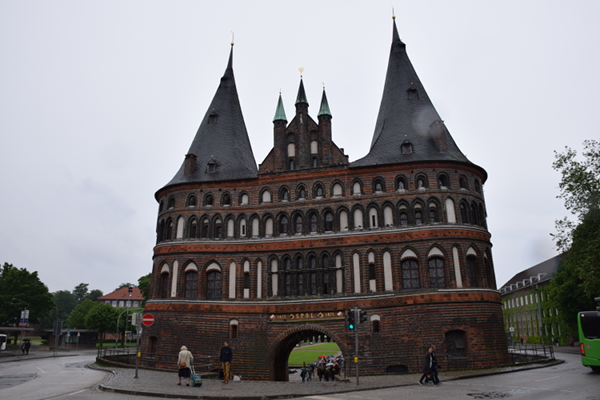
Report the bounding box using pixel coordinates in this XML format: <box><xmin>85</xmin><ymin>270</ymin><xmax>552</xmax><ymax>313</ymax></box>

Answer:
<box><xmin>415</xmin><ymin>208</ymin><xmax>423</xmax><ymax>225</ymax></box>
<box><xmin>185</xmin><ymin>271</ymin><xmax>198</xmax><ymax>298</ymax></box>
<box><xmin>401</xmin><ymin>259</ymin><xmax>420</xmax><ymax>289</ymax></box>
<box><xmin>206</xmin><ymin>271</ymin><xmax>222</xmax><ymax>300</ymax></box>
<box><xmin>310</xmin><ymin>214</ymin><xmax>318</xmax><ymax>233</ymax></box>
<box><xmin>280</xmin><ymin>216</ymin><xmax>288</xmax><ymax>235</ymax></box>
<box><xmin>159</xmin><ymin>273</ymin><xmax>170</xmax><ymax>298</ymax></box>
<box><xmin>295</xmin><ymin>215</ymin><xmax>303</xmax><ymax>234</ymax></box>
<box><xmin>429</xmin><ymin>258</ymin><xmax>445</xmax><ymax>288</ymax></box>
<box><xmin>400</xmin><ymin>210</ymin><xmax>408</xmax><ymax>227</ymax></box>
<box><xmin>324</xmin><ymin>212</ymin><xmax>333</xmax><ymax>231</ymax></box>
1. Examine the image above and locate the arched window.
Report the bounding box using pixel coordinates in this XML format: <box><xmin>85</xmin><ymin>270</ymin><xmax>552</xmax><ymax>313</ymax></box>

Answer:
<box><xmin>312</xmin><ymin>157</ymin><xmax>318</xmax><ymax>168</ymax></box>
<box><xmin>240</xmin><ymin>193</ymin><xmax>249</xmax><ymax>205</ymax></box>
<box><xmin>316</xmin><ymin>185</ymin><xmax>324</xmax><ymax>197</ymax></box>
<box><xmin>466</xmin><ymin>256</ymin><xmax>478</xmax><ymax>287</ymax></box>
<box><xmin>416</xmin><ymin>175</ymin><xmax>428</xmax><ymax>189</ymax></box>
<box><xmin>240</xmin><ymin>218</ymin><xmax>247</xmax><ymax>237</ymax></box>
<box><xmin>201</xmin><ymin>219</ymin><xmax>209</xmax><ymax>238</ymax></box>
<box><xmin>279</xmin><ymin>216</ymin><xmax>288</xmax><ymax>235</ymax></box>
<box><xmin>165</xmin><ymin>219</ymin><xmax>174</xmax><ymax>240</ymax></box>
<box><xmin>429</xmin><ymin>258</ymin><xmax>446</xmax><ymax>288</ymax></box>
<box><xmin>222</xmin><ymin>193</ymin><xmax>231</xmax><ymax>206</ymax></box>
<box><xmin>168</xmin><ymin>197</ymin><xmax>175</xmax><ymax>209</ymax></box>
<box><xmin>310</xmin><ymin>214</ymin><xmax>318</xmax><ymax>233</ymax></box>
<box><xmin>429</xmin><ymin>203</ymin><xmax>438</xmax><ymax>223</ymax></box>
<box><xmin>399</xmin><ymin>208</ymin><xmax>408</xmax><ymax>227</ymax></box>
<box><xmin>460</xmin><ymin>202</ymin><xmax>470</xmax><ymax>224</ymax></box>
<box><xmin>309</xmin><ymin>256</ymin><xmax>317</xmax><ymax>295</ymax></box>
<box><xmin>324</xmin><ymin>212</ymin><xmax>333</xmax><ymax>231</ymax></box>
<box><xmin>230</xmin><ymin>320</ymin><xmax>238</xmax><ymax>339</ymax></box>
<box><xmin>295</xmin><ymin>215</ymin><xmax>303</xmax><ymax>234</ymax></box>
<box><xmin>396</xmin><ymin>176</ymin><xmax>407</xmax><ymax>191</ymax></box>
<box><xmin>475</xmin><ymin>180</ymin><xmax>482</xmax><ymax>194</ymax></box>
<box><xmin>332</xmin><ymin>183</ymin><xmax>343</xmax><ymax>197</ymax></box>
<box><xmin>414</xmin><ymin>207</ymin><xmax>423</xmax><ymax>225</ymax></box>
<box><xmin>261</xmin><ymin>190</ymin><xmax>272</xmax><ymax>204</ymax></box>
<box><xmin>352</xmin><ymin>181</ymin><xmax>362</xmax><ymax>195</ymax></box>
<box><xmin>289</xmin><ymin>159</ymin><xmax>295</xmax><ymax>170</ymax></box>
<box><xmin>438</xmin><ymin>174</ymin><xmax>449</xmax><ymax>188</ymax></box>
<box><xmin>188</xmin><ymin>218</ymin><xmax>198</xmax><ymax>239</ymax></box>
<box><xmin>204</xmin><ymin>194</ymin><xmax>214</xmax><ymax>206</ymax></box>
<box><xmin>281</xmin><ymin>188</ymin><xmax>289</xmax><ymax>201</ymax></box>
<box><xmin>298</xmin><ymin>187</ymin><xmax>306</xmax><ymax>200</ymax></box>
<box><xmin>214</xmin><ymin>218</ymin><xmax>222</xmax><ymax>239</ymax></box>
<box><xmin>159</xmin><ymin>273</ymin><xmax>170</xmax><ymax>298</ymax></box>
<box><xmin>206</xmin><ymin>271</ymin><xmax>222</xmax><ymax>300</ymax></box>
<box><xmin>459</xmin><ymin>176</ymin><xmax>469</xmax><ymax>190</ymax></box>
<box><xmin>185</xmin><ymin>271</ymin><xmax>198</xmax><ymax>298</ymax></box>
<box><xmin>187</xmin><ymin>195</ymin><xmax>197</xmax><ymax>207</ymax></box>
<box><xmin>401</xmin><ymin>259</ymin><xmax>420</xmax><ymax>289</ymax></box>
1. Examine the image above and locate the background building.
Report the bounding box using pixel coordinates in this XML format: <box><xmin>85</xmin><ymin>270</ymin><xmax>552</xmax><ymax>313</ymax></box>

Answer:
<box><xmin>98</xmin><ymin>287</ymin><xmax>142</xmax><ymax>309</ymax></box>
<box><xmin>499</xmin><ymin>254</ymin><xmax>565</xmax><ymax>345</ymax></box>
<box><xmin>140</xmin><ymin>19</ymin><xmax>508</xmax><ymax>380</ymax></box>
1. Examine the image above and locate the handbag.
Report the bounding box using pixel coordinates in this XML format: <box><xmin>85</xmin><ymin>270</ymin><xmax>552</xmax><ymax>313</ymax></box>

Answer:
<box><xmin>179</xmin><ymin>361</ymin><xmax>186</xmax><ymax>368</ymax></box>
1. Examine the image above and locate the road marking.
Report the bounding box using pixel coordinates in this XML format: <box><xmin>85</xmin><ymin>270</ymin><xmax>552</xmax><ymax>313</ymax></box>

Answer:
<box><xmin>68</xmin><ymin>390</ymin><xmax>87</xmax><ymax>396</ymax></box>
<box><xmin>535</xmin><ymin>376</ymin><xmax>559</xmax><ymax>382</ymax></box>
<box><xmin>37</xmin><ymin>367</ymin><xmax>45</xmax><ymax>373</ymax></box>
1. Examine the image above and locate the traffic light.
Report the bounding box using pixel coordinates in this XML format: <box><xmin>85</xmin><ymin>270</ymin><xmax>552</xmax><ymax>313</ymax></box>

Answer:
<box><xmin>359</xmin><ymin>310</ymin><xmax>368</xmax><ymax>324</ymax></box>
<box><xmin>347</xmin><ymin>310</ymin><xmax>355</xmax><ymax>330</ymax></box>
<box><xmin>131</xmin><ymin>312</ymin><xmax>138</xmax><ymax>327</ymax></box>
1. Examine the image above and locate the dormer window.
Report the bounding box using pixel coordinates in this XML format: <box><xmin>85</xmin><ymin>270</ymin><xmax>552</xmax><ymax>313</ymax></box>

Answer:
<box><xmin>208</xmin><ymin>111</ymin><xmax>218</xmax><ymax>124</ymax></box>
<box><xmin>407</xmin><ymin>87</ymin><xmax>419</xmax><ymax>99</ymax></box>
<box><xmin>401</xmin><ymin>141</ymin><xmax>413</xmax><ymax>154</ymax></box>
<box><xmin>207</xmin><ymin>160</ymin><xmax>217</xmax><ymax>173</ymax></box>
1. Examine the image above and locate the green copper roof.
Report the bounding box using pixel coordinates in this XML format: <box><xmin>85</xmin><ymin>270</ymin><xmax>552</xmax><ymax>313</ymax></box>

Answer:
<box><xmin>295</xmin><ymin>78</ymin><xmax>308</xmax><ymax>105</ymax></box>
<box><xmin>317</xmin><ymin>88</ymin><xmax>331</xmax><ymax>117</ymax></box>
<box><xmin>273</xmin><ymin>93</ymin><xmax>287</xmax><ymax>122</ymax></box>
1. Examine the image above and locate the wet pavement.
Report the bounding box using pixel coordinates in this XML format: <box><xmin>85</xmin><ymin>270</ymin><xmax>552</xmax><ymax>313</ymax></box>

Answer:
<box><xmin>1</xmin><ymin>345</ymin><xmax>579</xmax><ymax>399</ymax></box>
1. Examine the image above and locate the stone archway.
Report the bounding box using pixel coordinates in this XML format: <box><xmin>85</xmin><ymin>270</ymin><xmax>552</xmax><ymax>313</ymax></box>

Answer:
<box><xmin>269</xmin><ymin>324</ymin><xmax>347</xmax><ymax>381</ymax></box>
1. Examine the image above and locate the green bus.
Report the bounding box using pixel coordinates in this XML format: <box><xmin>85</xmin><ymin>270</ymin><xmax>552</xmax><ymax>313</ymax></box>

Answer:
<box><xmin>578</xmin><ymin>311</ymin><xmax>600</xmax><ymax>372</ymax></box>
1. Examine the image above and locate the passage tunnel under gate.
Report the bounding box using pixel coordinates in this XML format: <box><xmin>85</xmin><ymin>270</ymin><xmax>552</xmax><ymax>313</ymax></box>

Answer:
<box><xmin>270</xmin><ymin>326</ymin><xmax>346</xmax><ymax>381</ymax></box>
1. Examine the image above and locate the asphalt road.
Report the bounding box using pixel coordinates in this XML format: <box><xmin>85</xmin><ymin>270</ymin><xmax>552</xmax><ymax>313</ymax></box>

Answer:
<box><xmin>293</xmin><ymin>352</ymin><xmax>600</xmax><ymax>400</ymax></box>
<box><xmin>0</xmin><ymin>350</ymin><xmax>598</xmax><ymax>400</ymax></box>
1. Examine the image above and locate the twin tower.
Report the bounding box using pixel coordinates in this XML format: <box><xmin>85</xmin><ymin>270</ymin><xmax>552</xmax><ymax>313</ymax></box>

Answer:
<box><xmin>142</xmin><ymin>19</ymin><xmax>508</xmax><ymax>380</ymax></box>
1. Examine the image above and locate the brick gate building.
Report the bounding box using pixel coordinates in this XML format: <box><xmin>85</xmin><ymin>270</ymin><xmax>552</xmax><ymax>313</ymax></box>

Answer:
<box><xmin>141</xmin><ymin>19</ymin><xmax>508</xmax><ymax>380</ymax></box>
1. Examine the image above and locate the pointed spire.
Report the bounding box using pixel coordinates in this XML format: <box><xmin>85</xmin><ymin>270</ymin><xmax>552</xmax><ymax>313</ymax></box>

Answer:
<box><xmin>318</xmin><ymin>87</ymin><xmax>331</xmax><ymax>117</ymax></box>
<box><xmin>351</xmin><ymin>18</ymin><xmax>471</xmax><ymax>168</ymax></box>
<box><xmin>295</xmin><ymin>78</ymin><xmax>309</xmax><ymax>106</ymax></box>
<box><xmin>273</xmin><ymin>93</ymin><xmax>287</xmax><ymax>122</ymax></box>
<box><xmin>164</xmin><ymin>44</ymin><xmax>257</xmax><ymax>186</ymax></box>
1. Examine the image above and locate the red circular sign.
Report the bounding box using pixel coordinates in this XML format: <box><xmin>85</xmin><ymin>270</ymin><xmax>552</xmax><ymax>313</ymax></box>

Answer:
<box><xmin>142</xmin><ymin>313</ymin><xmax>155</xmax><ymax>326</ymax></box>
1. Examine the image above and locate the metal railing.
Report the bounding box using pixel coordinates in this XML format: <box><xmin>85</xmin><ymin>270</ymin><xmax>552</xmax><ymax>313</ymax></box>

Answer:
<box><xmin>507</xmin><ymin>343</ymin><xmax>555</xmax><ymax>364</ymax></box>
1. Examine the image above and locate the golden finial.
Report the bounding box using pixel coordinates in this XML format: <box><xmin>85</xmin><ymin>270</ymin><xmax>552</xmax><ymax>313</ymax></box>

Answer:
<box><xmin>231</xmin><ymin>31</ymin><xmax>235</xmax><ymax>46</ymax></box>
<box><xmin>299</xmin><ymin>67</ymin><xmax>304</xmax><ymax>77</ymax></box>
<box><xmin>322</xmin><ymin>82</ymin><xmax>325</xmax><ymax>89</ymax></box>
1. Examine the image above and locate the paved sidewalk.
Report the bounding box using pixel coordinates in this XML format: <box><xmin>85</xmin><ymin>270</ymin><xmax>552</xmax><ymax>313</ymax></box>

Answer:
<box><xmin>95</xmin><ymin>358</ymin><xmax>564</xmax><ymax>399</ymax></box>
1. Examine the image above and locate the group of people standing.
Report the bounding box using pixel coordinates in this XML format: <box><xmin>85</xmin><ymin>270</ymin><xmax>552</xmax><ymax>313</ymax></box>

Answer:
<box><xmin>176</xmin><ymin>341</ymin><xmax>233</xmax><ymax>386</ymax></box>
<box><xmin>300</xmin><ymin>355</ymin><xmax>343</xmax><ymax>382</ymax></box>
<box><xmin>419</xmin><ymin>345</ymin><xmax>442</xmax><ymax>386</ymax></box>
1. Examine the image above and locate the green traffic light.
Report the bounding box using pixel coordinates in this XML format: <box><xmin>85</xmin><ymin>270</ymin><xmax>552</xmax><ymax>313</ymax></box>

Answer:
<box><xmin>348</xmin><ymin>323</ymin><xmax>355</xmax><ymax>330</ymax></box>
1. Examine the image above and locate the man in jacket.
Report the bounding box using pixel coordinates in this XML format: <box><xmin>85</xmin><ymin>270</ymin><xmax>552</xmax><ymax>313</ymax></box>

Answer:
<box><xmin>219</xmin><ymin>341</ymin><xmax>233</xmax><ymax>383</ymax></box>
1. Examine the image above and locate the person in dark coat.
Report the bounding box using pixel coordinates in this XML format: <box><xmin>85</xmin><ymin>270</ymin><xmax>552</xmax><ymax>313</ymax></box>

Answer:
<box><xmin>24</xmin><ymin>340</ymin><xmax>31</xmax><ymax>355</ymax></box>
<box><xmin>418</xmin><ymin>347</ymin><xmax>433</xmax><ymax>385</ymax></box>
<box><xmin>430</xmin><ymin>345</ymin><xmax>441</xmax><ymax>385</ymax></box>
<box><xmin>219</xmin><ymin>341</ymin><xmax>233</xmax><ymax>383</ymax></box>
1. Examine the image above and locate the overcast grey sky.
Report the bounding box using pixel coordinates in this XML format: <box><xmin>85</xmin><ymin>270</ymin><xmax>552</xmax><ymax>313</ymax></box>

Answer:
<box><xmin>1</xmin><ymin>1</ymin><xmax>598</xmax><ymax>295</ymax></box>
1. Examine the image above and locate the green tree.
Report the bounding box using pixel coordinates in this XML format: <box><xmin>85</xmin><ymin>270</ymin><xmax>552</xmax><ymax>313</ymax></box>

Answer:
<box><xmin>137</xmin><ymin>273</ymin><xmax>151</xmax><ymax>307</ymax></box>
<box><xmin>72</xmin><ymin>283</ymin><xmax>89</xmax><ymax>304</ymax></box>
<box><xmin>550</xmin><ymin>140</ymin><xmax>600</xmax><ymax>334</ymax></box>
<box><xmin>115</xmin><ymin>282</ymin><xmax>135</xmax><ymax>291</ymax></box>
<box><xmin>66</xmin><ymin>299</ymin><xmax>97</xmax><ymax>329</ymax></box>
<box><xmin>52</xmin><ymin>290</ymin><xmax>77</xmax><ymax>321</ymax></box>
<box><xmin>84</xmin><ymin>303</ymin><xmax>118</xmax><ymax>346</ymax></box>
<box><xmin>87</xmin><ymin>289</ymin><xmax>103</xmax><ymax>302</ymax></box>
<box><xmin>0</xmin><ymin>263</ymin><xmax>54</xmax><ymax>327</ymax></box>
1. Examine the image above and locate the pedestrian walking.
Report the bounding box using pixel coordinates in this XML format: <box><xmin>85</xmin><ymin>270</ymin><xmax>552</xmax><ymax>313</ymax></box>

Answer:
<box><xmin>177</xmin><ymin>345</ymin><xmax>193</xmax><ymax>386</ymax></box>
<box><xmin>219</xmin><ymin>341</ymin><xmax>233</xmax><ymax>383</ymax></box>
<box><xmin>24</xmin><ymin>339</ymin><xmax>31</xmax><ymax>355</ymax></box>
<box><xmin>430</xmin><ymin>345</ymin><xmax>441</xmax><ymax>385</ymax></box>
<box><xmin>418</xmin><ymin>347</ymin><xmax>434</xmax><ymax>385</ymax></box>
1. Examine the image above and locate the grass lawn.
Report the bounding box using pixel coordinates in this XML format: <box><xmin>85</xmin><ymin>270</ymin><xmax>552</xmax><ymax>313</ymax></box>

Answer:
<box><xmin>288</xmin><ymin>342</ymin><xmax>340</xmax><ymax>366</ymax></box>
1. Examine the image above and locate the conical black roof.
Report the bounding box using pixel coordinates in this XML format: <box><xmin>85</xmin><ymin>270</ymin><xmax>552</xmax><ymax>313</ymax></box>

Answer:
<box><xmin>351</xmin><ymin>20</ymin><xmax>472</xmax><ymax>168</ymax></box>
<box><xmin>164</xmin><ymin>46</ymin><xmax>258</xmax><ymax>187</ymax></box>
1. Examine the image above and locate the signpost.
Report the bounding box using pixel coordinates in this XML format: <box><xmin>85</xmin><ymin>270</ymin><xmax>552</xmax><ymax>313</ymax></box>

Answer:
<box><xmin>142</xmin><ymin>314</ymin><xmax>154</xmax><ymax>326</ymax></box>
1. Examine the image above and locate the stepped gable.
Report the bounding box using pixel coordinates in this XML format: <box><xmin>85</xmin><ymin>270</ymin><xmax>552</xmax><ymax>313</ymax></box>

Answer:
<box><xmin>163</xmin><ymin>45</ymin><xmax>258</xmax><ymax>188</ymax></box>
<box><xmin>351</xmin><ymin>19</ymin><xmax>472</xmax><ymax>168</ymax></box>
